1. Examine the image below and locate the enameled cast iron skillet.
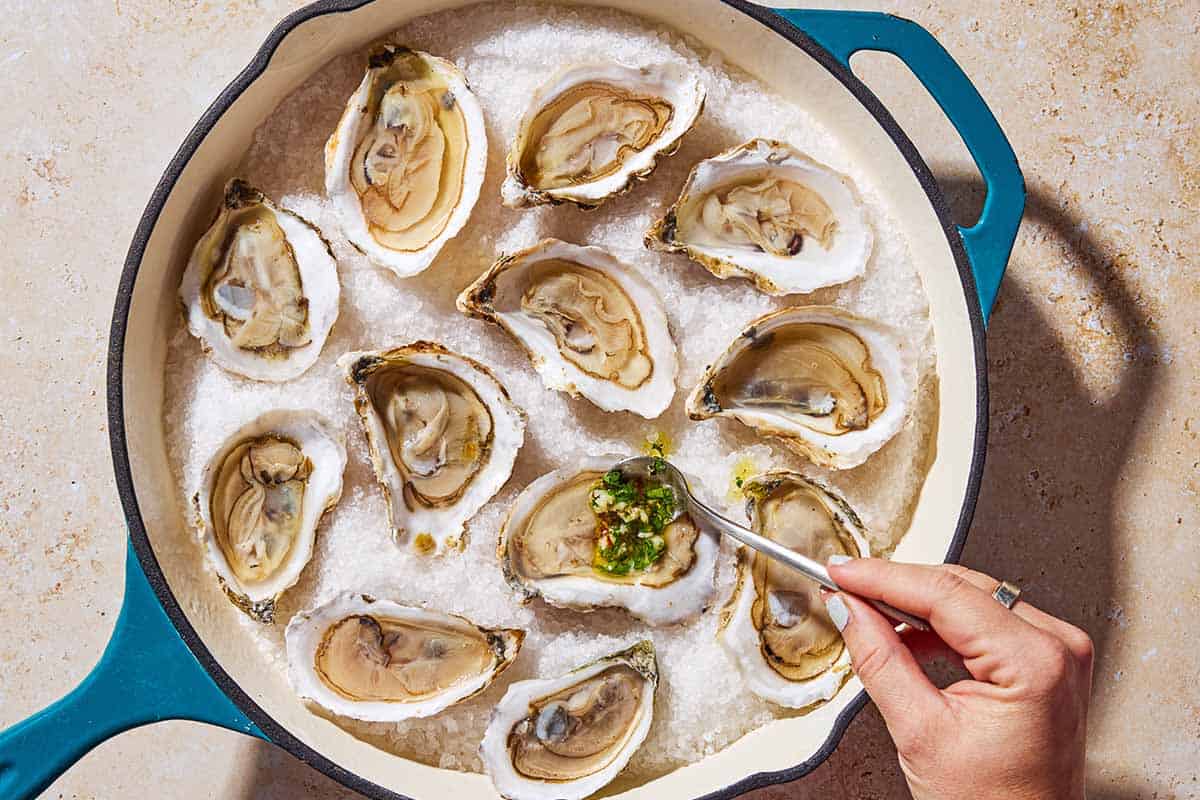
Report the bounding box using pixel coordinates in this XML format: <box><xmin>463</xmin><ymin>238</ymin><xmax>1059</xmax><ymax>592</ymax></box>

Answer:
<box><xmin>0</xmin><ymin>2</ymin><xmax>1023</xmax><ymax>798</ymax></box>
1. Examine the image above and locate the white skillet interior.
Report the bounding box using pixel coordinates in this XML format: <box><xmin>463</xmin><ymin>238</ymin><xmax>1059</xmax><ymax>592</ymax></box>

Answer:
<box><xmin>118</xmin><ymin>1</ymin><xmax>980</xmax><ymax>797</ymax></box>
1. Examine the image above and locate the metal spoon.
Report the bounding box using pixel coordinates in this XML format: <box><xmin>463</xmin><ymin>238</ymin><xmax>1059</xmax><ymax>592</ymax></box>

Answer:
<box><xmin>615</xmin><ymin>456</ymin><xmax>929</xmax><ymax>632</ymax></box>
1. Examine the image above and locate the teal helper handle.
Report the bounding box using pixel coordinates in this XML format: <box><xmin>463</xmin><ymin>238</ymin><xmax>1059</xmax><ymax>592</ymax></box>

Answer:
<box><xmin>774</xmin><ymin>9</ymin><xmax>1025</xmax><ymax>324</ymax></box>
<box><xmin>0</xmin><ymin>540</ymin><xmax>262</xmax><ymax>799</ymax></box>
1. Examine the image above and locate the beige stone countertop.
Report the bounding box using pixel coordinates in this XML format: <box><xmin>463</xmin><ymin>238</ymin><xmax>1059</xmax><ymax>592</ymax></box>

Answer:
<box><xmin>1</xmin><ymin>1</ymin><xmax>1196</xmax><ymax>798</ymax></box>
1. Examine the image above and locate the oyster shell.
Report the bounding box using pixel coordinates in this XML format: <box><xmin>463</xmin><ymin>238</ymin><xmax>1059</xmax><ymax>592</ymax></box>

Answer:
<box><xmin>499</xmin><ymin>455</ymin><xmax>718</xmax><ymax>626</ymax></box>
<box><xmin>340</xmin><ymin>342</ymin><xmax>526</xmax><ymax>554</ymax></box>
<box><xmin>718</xmin><ymin>472</ymin><xmax>869</xmax><ymax>707</ymax></box>
<box><xmin>286</xmin><ymin>593</ymin><xmax>523</xmax><ymax>721</ymax></box>
<box><xmin>646</xmin><ymin>139</ymin><xmax>872</xmax><ymax>295</ymax></box>
<box><xmin>480</xmin><ymin>641</ymin><xmax>657</xmax><ymax>800</ymax></box>
<box><xmin>179</xmin><ymin>179</ymin><xmax>339</xmax><ymax>381</ymax></box>
<box><xmin>325</xmin><ymin>45</ymin><xmax>486</xmax><ymax>277</ymax></box>
<box><xmin>192</xmin><ymin>409</ymin><xmax>346</xmax><ymax>623</ymax></box>
<box><xmin>457</xmin><ymin>239</ymin><xmax>677</xmax><ymax>418</ymax></box>
<box><xmin>501</xmin><ymin>62</ymin><xmax>704</xmax><ymax>209</ymax></box>
<box><xmin>687</xmin><ymin>306</ymin><xmax>914</xmax><ymax>469</ymax></box>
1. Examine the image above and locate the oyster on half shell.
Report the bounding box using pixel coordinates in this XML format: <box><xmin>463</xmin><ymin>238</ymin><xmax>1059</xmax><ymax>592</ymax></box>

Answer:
<box><xmin>286</xmin><ymin>593</ymin><xmax>523</xmax><ymax>722</ymax></box>
<box><xmin>340</xmin><ymin>342</ymin><xmax>526</xmax><ymax>554</ymax></box>
<box><xmin>480</xmin><ymin>641</ymin><xmax>657</xmax><ymax>800</ymax></box>
<box><xmin>325</xmin><ymin>45</ymin><xmax>487</xmax><ymax>277</ymax></box>
<box><xmin>501</xmin><ymin>62</ymin><xmax>704</xmax><ymax>209</ymax></box>
<box><xmin>499</xmin><ymin>455</ymin><xmax>718</xmax><ymax>626</ymax></box>
<box><xmin>179</xmin><ymin>179</ymin><xmax>339</xmax><ymax>381</ymax></box>
<box><xmin>719</xmin><ymin>472</ymin><xmax>869</xmax><ymax>708</ymax></box>
<box><xmin>457</xmin><ymin>239</ymin><xmax>677</xmax><ymax>418</ymax></box>
<box><xmin>646</xmin><ymin>139</ymin><xmax>873</xmax><ymax>295</ymax></box>
<box><xmin>687</xmin><ymin>306</ymin><xmax>914</xmax><ymax>469</ymax></box>
<box><xmin>193</xmin><ymin>410</ymin><xmax>346</xmax><ymax>623</ymax></box>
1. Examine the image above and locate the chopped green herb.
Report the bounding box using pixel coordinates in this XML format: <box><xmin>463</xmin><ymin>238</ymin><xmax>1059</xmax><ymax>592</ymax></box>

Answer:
<box><xmin>589</xmin><ymin>468</ymin><xmax>676</xmax><ymax>575</ymax></box>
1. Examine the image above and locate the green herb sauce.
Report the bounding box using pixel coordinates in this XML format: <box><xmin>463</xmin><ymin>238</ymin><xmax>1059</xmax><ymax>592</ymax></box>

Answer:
<box><xmin>588</xmin><ymin>467</ymin><xmax>676</xmax><ymax>575</ymax></box>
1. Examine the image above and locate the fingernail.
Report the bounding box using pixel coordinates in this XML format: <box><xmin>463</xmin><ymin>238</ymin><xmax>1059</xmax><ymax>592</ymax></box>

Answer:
<box><xmin>828</xmin><ymin>554</ymin><xmax>852</xmax><ymax>567</ymax></box>
<box><xmin>825</xmin><ymin>594</ymin><xmax>850</xmax><ymax>632</ymax></box>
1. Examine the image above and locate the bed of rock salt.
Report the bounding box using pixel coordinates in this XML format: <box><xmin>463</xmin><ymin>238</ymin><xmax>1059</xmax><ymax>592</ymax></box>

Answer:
<box><xmin>163</xmin><ymin>1</ymin><xmax>936</xmax><ymax>781</ymax></box>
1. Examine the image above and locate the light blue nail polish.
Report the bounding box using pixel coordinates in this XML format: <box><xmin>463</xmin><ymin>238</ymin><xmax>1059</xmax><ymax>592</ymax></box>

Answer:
<box><xmin>825</xmin><ymin>594</ymin><xmax>850</xmax><ymax>631</ymax></box>
<box><xmin>828</xmin><ymin>554</ymin><xmax>852</xmax><ymax>567</ymax></box>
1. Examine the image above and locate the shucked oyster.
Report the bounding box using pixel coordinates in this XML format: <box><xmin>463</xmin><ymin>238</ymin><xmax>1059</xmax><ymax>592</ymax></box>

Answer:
<box><xmin>687</xmin><ymin>306</ymin><xmax>914</xmax><ymax>469</ymax></box>
<box><xmin>647</xmin><ymin>139</ymin><xmax>872</xmax><ymax>295</ymax></box>
<box><xmin>179</xmin><ymin>179</ymin><xmax>339</xmax><ymax>381</ymax></box>
<box><xmin>481</xmin><ymin>641</ymin><xmax>657</xmax><ymax>800</ymax></box>
<box><xmin>193</xmin><ymin>410</ymin><xmax>346</xmax><ymax>623</ymax></box>
<box><xmin>325</xmin><ymin>45</ymin><xmax>486</xmax><ymax>277</ymax></box>
<box><xmin>340</xmin><ymin>342</ymin><xmax>525</xmax><ymax>554</ymax></box>
<box><xmin>499</xmin><ymin>455</ymin><xmax>718</xmax><ymax>626</ymax></box>
<box><xmin>501</xmin><ymin>62</ymin><xmax>704</xmax><ymax>209</ymax></box>
<box><xmin>286</xmin><ymin>593</ymin><xmax>523</xmax><ymax>722</ymax></box>
<box><xmin>719</xmin><ymin>472</ymin><xmax>869</xmax><ymax>708</ymax></box>
<box><xmin>457</xmin><ymin>239</ymin><xmax>677</xmax><ymax>418</ymax></box>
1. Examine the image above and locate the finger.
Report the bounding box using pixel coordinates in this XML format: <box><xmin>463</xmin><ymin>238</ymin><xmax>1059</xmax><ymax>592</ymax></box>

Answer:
<box><xmin>824</xmin><ymin>590</ymin><xmax>945</xmax><ymax>745</ymax></box>
<box><xmin>829</xmin><ymin>558</ymin><xmax>1039</xmax><ymax>682</ymax></box>
<box><xmin>944</xmin><ymin>564</ymin><xmax>1048</xmax><ymax>626</ymax></box>
<box><xmin>829</xmin><ymin>558</ymin><xmax>1031</xmax><ymax>653</ymax></box>
<box><xmin>944</xmin><ymin>565</ymin><xmax>1095</xmax><ymax>662</ymax></box>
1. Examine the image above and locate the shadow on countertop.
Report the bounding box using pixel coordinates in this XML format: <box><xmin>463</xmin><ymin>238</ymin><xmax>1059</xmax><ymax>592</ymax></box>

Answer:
<box><xmin>233</xmin><ymin>178</ymin><xmax>1167</xmax><ymax>799</ymax></box>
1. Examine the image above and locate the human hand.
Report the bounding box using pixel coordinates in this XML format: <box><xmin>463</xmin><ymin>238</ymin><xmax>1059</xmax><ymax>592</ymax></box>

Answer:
<box><xmin>823</xmin><ymin>558</ymin><xmax>1093</xmax><ymax>800</ymax></box>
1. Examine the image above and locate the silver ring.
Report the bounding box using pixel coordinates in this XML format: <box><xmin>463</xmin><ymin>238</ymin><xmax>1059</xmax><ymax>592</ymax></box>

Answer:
<box><xmin>992</xmin><ymin>580</ymin><xmax>1022</xmax><ymax>609</ymax></box>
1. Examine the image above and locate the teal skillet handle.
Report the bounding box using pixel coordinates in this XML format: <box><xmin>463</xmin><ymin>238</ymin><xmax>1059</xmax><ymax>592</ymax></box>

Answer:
<box><xmin>774</xmin><ymin>9</ymin><xmax>1025</xmax><ymax>324</ymax></box>
<box><xmin>0</xmin><ymin>540</ymin><xmax>262</xmax><ymax>800</ymax></box>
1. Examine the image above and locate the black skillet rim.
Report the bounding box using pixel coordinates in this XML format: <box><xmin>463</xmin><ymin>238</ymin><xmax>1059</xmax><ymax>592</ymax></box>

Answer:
<box><xmin>106</xmin><ymin>1</ymin><xmax>989</xmax><ymax>797</ymax></box>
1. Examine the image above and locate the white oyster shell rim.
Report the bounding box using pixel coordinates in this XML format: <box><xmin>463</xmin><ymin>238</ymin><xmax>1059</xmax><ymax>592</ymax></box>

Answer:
<box><xmin>192</xmin><ymin>409</ymin><xmax>346</xmax><ymax>619</ymax></box>
<box><xmin>499</xmin><ymin>453</ymin><xmax>719</xmax><ymax>626</ymax></box>
<box><xmin>324</xmin><ymin>48</ymin><xmax>487</xmax><ymax>277</ymax></box>
<box><xmin>718</xmin><ymin>473</ymin><xmax>870</xmax><ymax>708</ymax></box>
<box><xmin>285</xmin><ymin>592</ymin><xmax>524</xmax><ymax>722</ymax></box>
<box><xmin>501</xmin><ymin>61</ymin><xmax>705</xmax><ymax>208</ymax></box>
<box><xmin>179</xmin><ymin>182</ymin><xmax>340</xmax><ymax>382</ymax></box>
<box><xmin>457</xmin><ymin>238</ymin><xmax>678</xmax><ymax>419</ymax></box>
<box><xmin>686</xmin><ymin>305</ymin><xmax>915</xmax><ymax>469</ymax></box>
<box><xmin>480</xmin><ymin>641</ymin><xmax>656</xmax><ymax>800</ymax></box>
<box><xmin>648</xmin><ymin>138</ymin><xmax>874</xmax><ymax>296</ymax></box>
<box><xmin>338</xmin><ymin>342</ymin><xmax>527</xmax><ymax>553</ymax></box>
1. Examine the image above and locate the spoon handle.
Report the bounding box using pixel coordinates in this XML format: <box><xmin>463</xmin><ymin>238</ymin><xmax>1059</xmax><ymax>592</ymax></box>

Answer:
<box><xmin>687</xmin><ymin>497</ymin><xmax>930</xmax><ymax>632</ymax></box>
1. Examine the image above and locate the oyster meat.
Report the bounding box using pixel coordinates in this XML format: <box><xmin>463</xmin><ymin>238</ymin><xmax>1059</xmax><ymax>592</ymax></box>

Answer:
<box><xmin>687</xmin><ymin>306</ymin><xmax>913</xmax><ymax>469</ymax></box>
<box><xmin>457</xmin><ymin>239</ymin><xmax>677</xmax><ymax>418</ymax></box>
<box><xmin>340</xmin><ymin>342</ymin><xmax>526</xmax><ymax>554</ymax></box>
<box><xmin>646</xmin><ymin>139</ymin><xmax>872</xmax><ymax>295</ymax></box>
<box><xmin>286</xmin><ymin>593</ymin><xmax>523</xmax><ymax>721</ymax></box>
<box><xmin>193</xmin><ymin>410</ymin><xmax>346</xmax><ymax>623</ymax></box>
<box><xmin>719</xmin><ymin>472</ymin><xmax>869</xmax><ymax>707</ymax></box>
<box><xmin>179</xmin><ymin>179</ymin><xmax>339</xmax><ymax>381</ymax></box>
<box><xmin>501</xmin><ymin>62</ymin><xmax>704</xmax><ymax>209</ymax></box>
<box><xmin>499</xmin><ymin>455</ymin><xmax>718</xmax><ymax>626</ymax></box>
<box><xmin>325</xmin><ymin>45</ymin><xmax>486</xmax><ymax>277</ymax></box>
<box><xmin>480</xmin><ymin>641</ymin><xmax>657</xmax><ymax>800</ymax></box>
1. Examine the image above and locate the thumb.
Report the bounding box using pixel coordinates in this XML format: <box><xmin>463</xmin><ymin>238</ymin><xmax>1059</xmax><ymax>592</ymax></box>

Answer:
<box><xmin>825</xmin><ymin>591</ymin><xmax>945</xmax><ymax>744</ymax></box>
